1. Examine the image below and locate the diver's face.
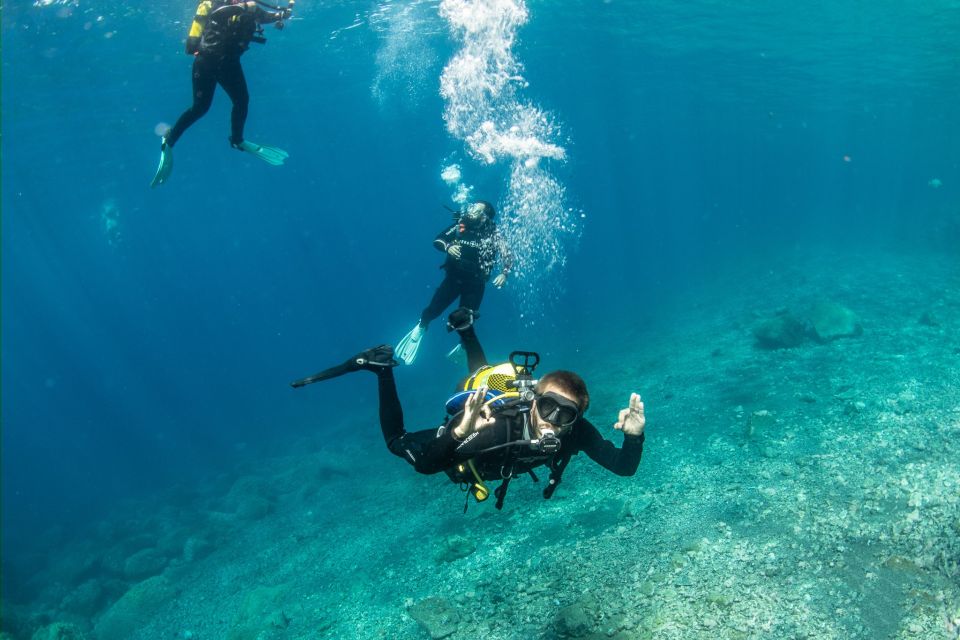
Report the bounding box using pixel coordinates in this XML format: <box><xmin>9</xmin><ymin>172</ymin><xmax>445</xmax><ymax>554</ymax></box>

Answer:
<box><xmin>463</xmin><ymin>202</ymin><xmax>485</xmax><ymax>223</ymax></box>
<box><xmin>531</xmin><ymin>383</ymin><xmax>580</xmax><ymax>437</ymax></box>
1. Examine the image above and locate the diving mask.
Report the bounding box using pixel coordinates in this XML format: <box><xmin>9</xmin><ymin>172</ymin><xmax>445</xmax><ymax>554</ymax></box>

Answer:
<box><xmin>461</xmin><ymin>202</ymin><xmax>486</xmax><ymax>224</ymax></box>
<box><xmin>534</xmin><ymin>391</ymin><xmax>580</xmax><ymax>429</ymax></box>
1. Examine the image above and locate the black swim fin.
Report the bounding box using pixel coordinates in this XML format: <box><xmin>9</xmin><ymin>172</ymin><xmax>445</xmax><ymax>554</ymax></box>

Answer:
<box><xmin>290</xmin><ymin>345</ymin><xmax>397</xmax><ymax>388</ymax></box>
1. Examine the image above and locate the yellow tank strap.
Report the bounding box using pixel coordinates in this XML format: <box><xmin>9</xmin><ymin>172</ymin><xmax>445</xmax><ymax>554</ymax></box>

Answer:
<box><xmin>188</xmin><ymin>1</ymin><xmax>212</xmax><ymax>38</ymax></box>
<box><xmin>466</xmin><ymin>459</ymin><xmax>489</xmax><ymax>501</ymax></box>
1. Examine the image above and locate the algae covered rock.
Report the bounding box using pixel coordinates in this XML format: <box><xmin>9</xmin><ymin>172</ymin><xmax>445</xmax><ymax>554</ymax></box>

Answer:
<box><xmin>744</xmin><ymin>410</ymin><xmax>776</xmax><ymax>440</ymax></box>
<box><xmin>407</xmin><ymin>597</ymin><xmax>461</xmax><ymax>640</ymax></box>
<box><xmin>93</xmin><ymin>576</ymin><xmax>175</xmax><ymax>640</ymax></box>
<box><xmin>808</xmin><ymin>301</ymin><xmax>861</xmax><ymax>342</ymax></box>
<box><xmin>59</xmin><ymin>579</ymin><xmax>105</xmax><ymax>618</ymax></box>
<box><xmin>182</xmin><ymin>536</ymin><xmax>213</xmax><ymax>563</ymax></box>
<box><xmin>30</xmin><ymin>622</ymin><xmax>88</xmax><ymax>640</ymax></box>
<box><xmin>123</xmin><ymin>547</ymin><xmax>168</xmax><ymax>580</ymax></box>
<box><xmin>554</xmin><ymin>595</ymin><xmax>601</xmax><ymax>638</ymax></box>
<box><xmin>227</xmin><ymin>584</ymin><xmax>289</xmax><ymax>640</ymax></box>
<box><xmin>224</xmin><ymin>476</ymin><xmax>275</xmax><ymax>521</ymax></box>
<box><xmin>434</xmin><ymin>534</ymin><xmax>477</xmax><ymax>564</ymax></box>
<box><xmin>753</xmin><ymin>313</ymin><xmax>808</xmax><ymax>349</ymax></box>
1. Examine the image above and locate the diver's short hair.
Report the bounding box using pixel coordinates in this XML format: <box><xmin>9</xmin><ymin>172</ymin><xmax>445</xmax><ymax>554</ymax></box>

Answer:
<box><xmin>536</xmin><ymin>370</ymin><xmax>590</xmax><ymax>413</ymax></box>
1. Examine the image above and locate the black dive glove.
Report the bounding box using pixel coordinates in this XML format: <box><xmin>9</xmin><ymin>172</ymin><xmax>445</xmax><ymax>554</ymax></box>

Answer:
<box><xmin>447</xmin><ymin>307</ymin><xmax>479</xmax><ymax>332</ymax></box>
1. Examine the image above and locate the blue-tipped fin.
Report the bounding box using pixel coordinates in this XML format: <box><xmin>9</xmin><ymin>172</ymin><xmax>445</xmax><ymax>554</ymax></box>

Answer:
<box><xmin>150</xmin><ymin>141</ymin><xmax>173</xmax><ymax>187</ymax></box>
<box><xmin>236</xmin><ymin>140</ymin><xmax>289</xmax><ymax>166</ymax></box>
<box><xmin>396</xmin><ymin>324</ymin><xmax>425</xmax><ymax>365</ymax></box>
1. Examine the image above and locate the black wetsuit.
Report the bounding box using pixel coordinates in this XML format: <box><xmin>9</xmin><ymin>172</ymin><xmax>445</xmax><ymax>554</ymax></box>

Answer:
<box><xmin>373</xmin><ymin>324</ymin><xmax>645</xmax><ymax>507</ymax></box>
<box><xmin>165</xmin><ymin>0</ymin><xmax>283</xmax><ymax>147</ymax></box>
<box><xmin>419</xmin><ymin>219</ymin><xmax>513</xmax><ymax>328</ymax></box>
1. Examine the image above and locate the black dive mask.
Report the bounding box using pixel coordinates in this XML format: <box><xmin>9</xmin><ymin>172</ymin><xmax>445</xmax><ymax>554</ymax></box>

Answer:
<box><xmin>535</xmin><ymin>391</ymin><xmax>580</xmax><ymax>429</ymax></box>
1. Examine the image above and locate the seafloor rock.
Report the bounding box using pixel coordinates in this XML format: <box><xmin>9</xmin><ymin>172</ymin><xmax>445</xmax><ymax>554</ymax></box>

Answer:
<box><xmin>434</xmin><ymin>535</ymin><xmax>477</xmax><ymax>564</ymax></box>
<box><xmin>123</xmin><ymin>547</ymin><xmax>168</xmax><ymax>580</ymax></box>
<box><xmin>918</xmin><ymin>310</ymin><xmax>941</xmax><ymax>327</ymax></box>
<box><xmin>182</xmin><ymin>536</ymin><xmax>213</xmax><ymax>563</ymax></box>
<box><xmin>227</xmin><ymin>584</ymin><xmax>288</xmax><ymax>640</ymax></box>
<box><xmin>29</xmin><ymin>622</ymin><xmax>88</xmax><ymax>640</ymax></box>
<box><xmin>93</xmin><ymin>576</ymin><xmax>174</xmax><ymax>640</ymax></box>
<box><xmin>407</xmin><ymin>597</ymin><xmax>460</xmax><ymax>640</ymax></box>
<box><xmin>59</xmin><ymin>579</ymin><xmax>104</xmax><ymax>618</ymax></box>
<box><xmin>224</xmin><ymin>476</ymin><xmax>275</xmax><ymax>521</ymax></box>
<box><xmin>808</xmin><ymin>301</ymin><xmax>862</xmax><ymax>342</ymax></box>
<box><xmin>554</xmin><ymin>595</ymin><xmax>601</xmax><ymax>638</ymax></box>
<box><xmin>753</xmin><ymin>313</ymin><xmax>808</xmax><ymax>349</ymax></box>
<box><xmin>745</xmin><ymin>410</ymin><xmax>776</xmax><ymax>440</ymax></box>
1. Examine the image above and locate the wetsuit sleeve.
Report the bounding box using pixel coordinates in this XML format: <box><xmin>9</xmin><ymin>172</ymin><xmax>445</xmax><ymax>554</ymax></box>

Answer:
<box><xmin>185</xmin><ymin>1</ymin><xmax>212</xmax><ymax>55</ymax></box>
<box><xmin>571</xmin><ymin>419</ymin><xmax>644</xmax><ymax>476</ymax></box>
<box><xmin>254</xmin><ymin>4</ymin><xmax>285</xmax><ymax>24</ymax></box>
<box><xmin>433</xmin><ymin>225</ymin><xmax>459</xmax><ymax>253</ymax></box>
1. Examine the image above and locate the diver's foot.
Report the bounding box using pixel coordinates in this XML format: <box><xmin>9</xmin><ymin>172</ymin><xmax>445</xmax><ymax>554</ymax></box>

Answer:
<box><xmin>447</xmin><ymin>307</ymin><xmax>479</xmax><ymax>332</ymax></box>
<box><xmin>352</xmin><ymin>345</ymin><xmax>399</xmax><ymax>372</ymax></box>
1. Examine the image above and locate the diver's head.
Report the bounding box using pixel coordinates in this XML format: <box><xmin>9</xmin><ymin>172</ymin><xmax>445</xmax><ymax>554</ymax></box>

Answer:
<box><xmin>531</xmin><ymin>370</ymin><xmax>588</xmax><ymax>437</ymax></box>
<box><xmin>461</xmin><ymin>200</ymin><xmax>496</xmax><ymax>226</ymax></box>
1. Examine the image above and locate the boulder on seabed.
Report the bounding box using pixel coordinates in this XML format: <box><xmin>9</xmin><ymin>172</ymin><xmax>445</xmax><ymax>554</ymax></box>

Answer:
<box><xmin>808</xmin><ymin>301</ymin><xmax>861</xmax><ymax>342</ymax></box>
<box><xmin>753</xmin><ymin>312</ymin><xmax>808</xmax><ymax>349</ymax></box>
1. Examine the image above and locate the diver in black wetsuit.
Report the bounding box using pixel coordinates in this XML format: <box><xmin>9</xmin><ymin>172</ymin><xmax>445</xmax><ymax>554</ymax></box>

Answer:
<box><xmin>151</xmin><ymin>0</ymin><xmax>291</xmax><ymax>187</ymax></box>
<box><xmin>292</xmin><ymin>308</ymin><xmax>646</xmax><ymax>510</ymax></box>
<box><xmin>394</xmin><ymin>201</ymin><xmax>513</xmax><ymax>365</ymax></box>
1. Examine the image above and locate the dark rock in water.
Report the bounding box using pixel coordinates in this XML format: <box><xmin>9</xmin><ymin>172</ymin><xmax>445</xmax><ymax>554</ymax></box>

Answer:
<box><xmin>554</xmin><ymin>595</ymin><xmax>600</xmax><ymax>638</ymax></box>
<box><xmin>227</xmin><ymin>585</ymin><xmax>288</xmax><ymax>640</ymax></box>
<box><xmin>408</xmin><ymin>597</ymin><xmax>460</xmax><ymax>640</ymax></box>
<box><xmin>59</xmin><ymin>579</ymin><xmax>104</xmax><ymax>618</ymax></box>
<box><xmin>224</xmin><ymin>476</ymin><xmax>275</xmax><ymax>521</ymax></box>
<box><xmin>918</xmin><ymin>310</ymin><xmax>941</xmax><ymax>327</ymax></box>
<box><xmin>808</xmin><ymin>301</ymin><xmax>862</xmax><ymax>342</ymax></box>
<box><xmin>753</xmin><ymin>313</ymin><xmax>807</xmax><ymax>349</ymax></box>
<box><xmin>93</xmin><ymin>576</ymin><xmax>175</xmax><ymax>640</ymax></box>
<box><xmin>123</xmin><ymin>548</ymin><xmax>168</xmax><ymax>580</ymax></box>
<box><xmin>28</xmin><ymin>622</ymin><xmax>87</xmax><ymax>640</ymax></box>
<box><xmin>434</xmin><ymin>535</ymin><xmax>477</xmax><ymax>564</ymax></box>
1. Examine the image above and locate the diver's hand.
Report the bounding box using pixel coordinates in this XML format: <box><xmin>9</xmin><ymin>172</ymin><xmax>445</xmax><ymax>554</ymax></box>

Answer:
<box><xmin>454</xmin><ymin>385</ymin><xmax>496</xmax><ymax>440</ymax></box>
<box><xmin>447</xmin><ymin>245</ymin><xmax>462</xmax><ymax>260</ymax></box>
<box><xmin>614</xmin><ymin>393</ymin><xmax>645</xmax><ymax>436</ymax></box>
<box><xmin>492</xmin><ymin>273</ymin><xmax>507</xmax><ymax>288</ymax></box>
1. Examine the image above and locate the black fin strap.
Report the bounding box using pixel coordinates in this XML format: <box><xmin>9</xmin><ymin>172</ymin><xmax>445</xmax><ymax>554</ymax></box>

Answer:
<box><xmin>494</xmin><ymin>477</ymin><xmax>512</xmax><ymax>510</ymax></box>
<box><xmin>543</xmin><ymin>454</ymin><xmax>571</xmax><ymax>500</ymax></box>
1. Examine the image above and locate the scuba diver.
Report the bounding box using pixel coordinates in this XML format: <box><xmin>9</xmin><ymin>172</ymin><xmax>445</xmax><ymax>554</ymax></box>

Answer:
<box><xmin>395</xmin><ymin>200</ymin><xmax>513</xmax><ymax>365</ymax></box>
<box><xmin>291</xmin><ymin>307</ymin><xmax>645</xmax><ymax>511</ymax></box>
<box><xmin>151</xmin><ymin>0</ymin><xmax>293</xmax><ymax>187</ymax></box>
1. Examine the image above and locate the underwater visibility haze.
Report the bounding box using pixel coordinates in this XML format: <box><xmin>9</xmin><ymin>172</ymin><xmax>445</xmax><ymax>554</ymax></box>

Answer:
<box><xmin>2</xmin><ymin>0</ymin><xmax>960</xmax><ymax>638</ymax></box>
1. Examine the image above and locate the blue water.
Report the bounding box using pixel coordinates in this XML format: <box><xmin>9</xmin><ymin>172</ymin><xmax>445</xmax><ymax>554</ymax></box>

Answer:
<box><xmin>2</xmin><ymin>0</ymin><xmax>959</xmax><ymax>635</ymax></box>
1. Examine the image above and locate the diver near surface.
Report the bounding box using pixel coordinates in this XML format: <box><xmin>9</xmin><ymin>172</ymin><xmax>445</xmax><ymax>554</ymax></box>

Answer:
<box><xmin>395</xmin><ymin>200</ymin><xmax>513</xmax><ymax>365</ymax></box>
<box><xmin>291</xmin><ymin>307</ymin><xmax>645</xmax><ymax>510</ymax></box>
<box><xmin>151</xmin><ymin>0</ymin><xmax>293</xmax><ymax>187</ymax></box>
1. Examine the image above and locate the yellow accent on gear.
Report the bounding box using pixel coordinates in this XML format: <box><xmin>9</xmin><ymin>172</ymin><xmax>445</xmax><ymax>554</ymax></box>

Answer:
<box><xmin>188</xmin><ymin>1</ymin><xmax>212</xmax><ymax>38</ymax></box>
<box><xmin>462</xmin><ymin>362</ymin><xmax>516</xmax><ymax>393</ymax></box>
<box><xmin>465</xmin><ymin>460</ymin><xmax>489</xmax><ymax>501</ymax></box>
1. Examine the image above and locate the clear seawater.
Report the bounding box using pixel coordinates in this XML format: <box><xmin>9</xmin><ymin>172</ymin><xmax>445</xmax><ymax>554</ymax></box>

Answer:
<box><xmin>2</xmin><ymin>1</ymin><xmax>959</xmax><ymax>639</ymax></box>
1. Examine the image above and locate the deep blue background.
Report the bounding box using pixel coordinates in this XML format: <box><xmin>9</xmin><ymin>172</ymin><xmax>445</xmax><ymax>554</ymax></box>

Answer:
<box><xmin>3</xmin><ymin>0</ymin><xmax>958</xmax><ymax>566</ymax></box>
